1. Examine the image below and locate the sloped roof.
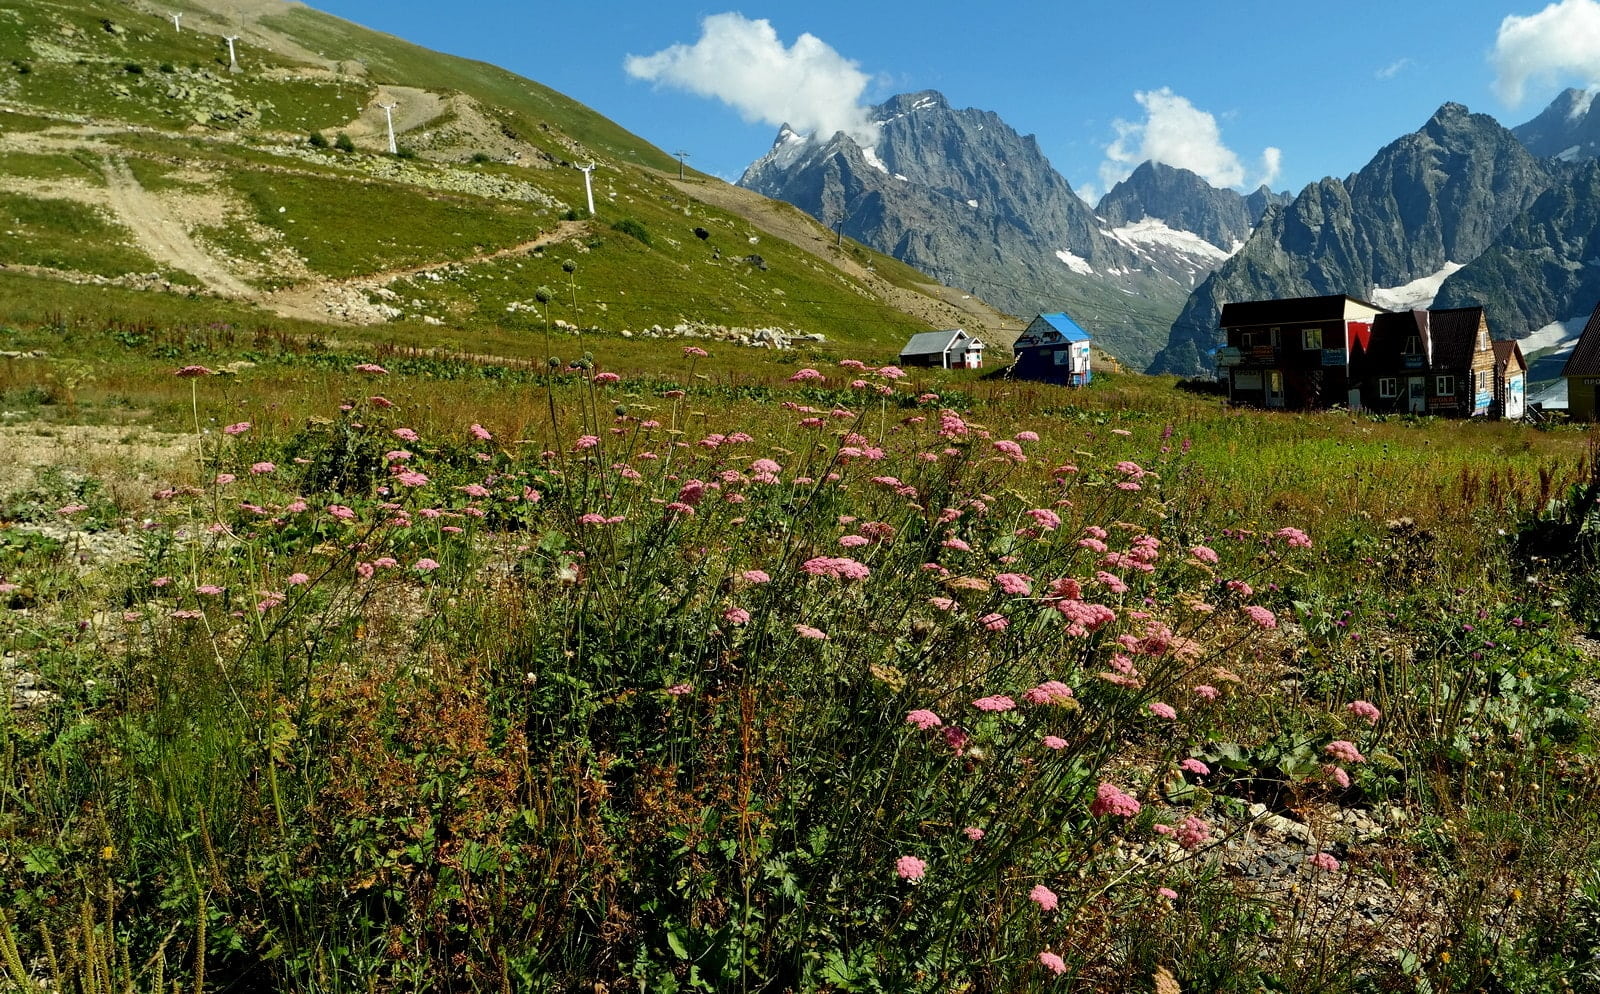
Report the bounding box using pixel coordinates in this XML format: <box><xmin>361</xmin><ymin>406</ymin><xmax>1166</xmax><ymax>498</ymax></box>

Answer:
<box><xmin>1562</xmin><ymin>301</ymin><xmax>1600</xmax><ymax>378</ymax></box>
<box><xmin>1427</xmin><ymin>306</ymin><xmax>1485</xmax><ymax>372</ymax></box>
<box><xmin>1365</xmin><ymin>310</ymin><xmax>1429</xmax><ymax>367</ymax></box>
<box><xmin>1036</xmin><ymin>312</ymin><xmax>1091</xmax><ymax>342</ymax></box>
<box><xmin>899</xmin><ymin>329</ymin><xmax>968</xmax><ymax>356</ymax></box>
<box><xmin>1219</xmin><ymin>294</ymin><xmax>1380</xmax><ymax>328</ymax></box>
<box><xmin>1491</xmin><ymin>339</ymin><xmax>1526</xmax><ymax>374</ymax></box>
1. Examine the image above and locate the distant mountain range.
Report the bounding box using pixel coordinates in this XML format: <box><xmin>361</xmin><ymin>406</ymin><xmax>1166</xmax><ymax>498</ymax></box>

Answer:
<box><xmin>742</xmin><ymin>86</ymin><xmax>1600</xmax><ymax>379</ymax></box>
<box><xmin>738</xmin><ymin>91</ymin><xmax>1285</xmax><ymax>368</ymax></box>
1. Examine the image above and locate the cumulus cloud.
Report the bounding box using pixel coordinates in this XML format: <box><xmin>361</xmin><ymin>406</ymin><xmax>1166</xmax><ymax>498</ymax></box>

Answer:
<box><xmin>624</xmin><ymin>13</ymin><xmax>876</xmax><ymax>146</ymax></box>
<box><xmin>1097</xmin><ymin>88</ymin><xmax>1281</xmax><ymax>194</ymax></box>
<box><xmin>1493</xmin><ymin>0</ymin><xmax>1600</xmax><ymax>105</ymax></box>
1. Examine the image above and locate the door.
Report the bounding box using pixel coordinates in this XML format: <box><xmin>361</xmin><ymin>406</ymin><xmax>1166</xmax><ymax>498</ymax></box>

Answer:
<box><xmin>1506</xmin><ymin>375</ymin><xmax>1524</xmax><ymax>419</ymax></box>
<box><xmin>1407</xmin><ymin>377</ymin><xmax>1426</xmax><ymax>414</ymax></box>
<box><xmin>1266</xmin><ymin>371</ymin><xmax>1285</xmax><ymax>408</ymax></box>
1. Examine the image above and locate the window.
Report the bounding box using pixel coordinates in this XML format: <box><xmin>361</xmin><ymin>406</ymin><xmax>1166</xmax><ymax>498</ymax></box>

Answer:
<box><xmin>1436</xmin><ymin>375</ymin><xmax>1455</xmax><ymax>397</ymax></box>
<box><xmin>1237</xmin><ymin>331</ymin><xmax>1254</xmax><ymax>347</ymax></box>
<box><xmin>1377</xmin><ymin>377</ymin><xmax>1398</xmax><ymax>398</ymax></box>
<box><xmin>1303</xmin><ymin>328</ymin><xmax>1322</xmax><ymax>350</ymax></box>
<box><xmin>1403</xmin><ymin>335</ymin><xmax>1421</xmax><ymax>355</ymax></box>
<box><xmin>1269</xmin><ymin>327</ymin><xmax>1281</xmax><ymax>347</ymax></box>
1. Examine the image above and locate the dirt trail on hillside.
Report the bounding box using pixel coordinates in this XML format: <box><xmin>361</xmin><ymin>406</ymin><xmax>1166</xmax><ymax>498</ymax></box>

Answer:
<box><xmin>669</xmin><ymin>175</ymin><xmax>1024</xmax><ymax>347</ymax></box>
<box><xmin>100</xmin><ymin>156</ymin><xmax>257</xmax><ymax>299</ymax></box>
<box><xmin>261</xmin><ymin>219</ymin><xmax>590</xmax><ymax>324</ymax></box>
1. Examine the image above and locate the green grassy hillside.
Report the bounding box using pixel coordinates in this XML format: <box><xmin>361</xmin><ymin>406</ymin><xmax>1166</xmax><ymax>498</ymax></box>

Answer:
<box><xmin>0</xmin><ymin>0</ymin><xmax>999</xmax><ymax>361</ymax></box>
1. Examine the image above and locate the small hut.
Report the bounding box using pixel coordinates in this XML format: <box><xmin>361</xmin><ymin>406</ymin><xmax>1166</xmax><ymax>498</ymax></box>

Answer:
<box><xmin>898</xmin><ymin>329</ymin><xmax>985</xmax><ymax>369</ymax></box>
<box><xmin>1561</xmin><ymin>301</ymin><xmax>1600</xmax><ymax>421</ymax></box>
<box><xmin>1012</xmin><ymin>312</ymin><xmax>1092</xmax><ymax>386</ymax></box>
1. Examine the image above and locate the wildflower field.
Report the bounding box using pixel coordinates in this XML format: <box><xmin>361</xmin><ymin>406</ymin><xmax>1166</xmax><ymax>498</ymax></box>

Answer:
<box><xmin>3</xmin><ymin>317</ymin><xmax>1600</xmax><ymax>993</ymax></box>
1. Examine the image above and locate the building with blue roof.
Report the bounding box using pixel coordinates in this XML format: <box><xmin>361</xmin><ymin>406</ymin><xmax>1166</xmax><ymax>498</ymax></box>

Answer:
<box><xmin>1011</xmin><ymin>312</ymin><xmax>1093</xmax><ymax>385</ymax></box>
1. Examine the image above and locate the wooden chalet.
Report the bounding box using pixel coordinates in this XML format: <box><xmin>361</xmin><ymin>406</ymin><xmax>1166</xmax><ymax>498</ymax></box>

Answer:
<box><xmin>1215</xmin><ymin>295</ymin><xmax>1381</xmax><ymax>408</ymax></box>
<box><xmin>1561</xmin><ymin>301</ymin><xmax>1600</xmax><ymax>421</ymax></box>
<box><xmin>1491</xmin><ymin>339</ymin><xmax>1528</xmax><ymax>420</ymax></box>
<box><xmin>1353</xmin><ymin>306</ymin><xmax>1496</xmax><ymax>416</ymax></box>
<box><xmin>1011</xmin><ymin>313</ymin><xmax>1092</xmax><ymax>386</ymax></box>
<box><xmin>898</xmin><ymin>329</ymin><xmax>985</xmax><ymax>369</ymax></box>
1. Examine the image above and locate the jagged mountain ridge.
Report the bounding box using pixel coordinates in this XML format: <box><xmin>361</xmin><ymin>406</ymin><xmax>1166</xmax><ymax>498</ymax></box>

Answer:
<box><xmin>1095</xmin><ymin>160</ymin><xmax>1289</xmax><ymax>253</ymax></box>
<box><xmin>1513</xmin><ymin>87</ymin><xmax>1600</xmax><ymax>162</ymax></box>
<box><xmin>1150</xmin><ymin>103</ymin><xmax>1557</xmax><ymax>375</ymax></box>
<box><xmin>739</xmin><ymin>91</ymin><xmax>1268</xmax><ymax>367</ymax></box>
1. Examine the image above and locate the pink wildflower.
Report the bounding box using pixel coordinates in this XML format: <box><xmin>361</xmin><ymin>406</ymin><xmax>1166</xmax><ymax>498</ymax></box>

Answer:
<box><xmin>1041</xmin><ymin>735</ymin><xmax>1068</xmax><ymax>750</ymax></box>
<box><xmin>1194</xmin><ymin>684</ymin><xmax>1220</xmax><ymax>700</ymax></box>
<box><xmin>1038</xmin><ymin>951</ymin><xmax>1066</xmax><ymax>976</ymax></box>
<box><xmin>1029</xmin><ymin>885</ymin><xmax>1059</xmax><ymax>911</ymax></box>
<box><xmin>742</xmin><ymin>569</ymin><xmax>771</xmax><ymax>584</ymax></box>
<box><xmin>353</xmin><ymin>363</ymin><xmax>388</xmax><ymax>374</ymax></box>
<box><xmin>1243</xmin><ymin>605</ymin><xmax>1277</xmax><ymax>629</ymax></box>
<box><xmin>1023</xmin><ymin>681</ymin><xmax>1075</xmax><ymax>705</ymax></box>
<box><xmin>287</xmin><ymin>573</ymin><xmax>310</xmax><ymax>585</ymax></box>
<box><xmin>876</xmin><ymin>365</ymin><xmax>906</xmax><ymax>379</ymax></box>
<box><xmin>978</xmin><ymin>612</ymin><xmax>1009</xmax><ymax>632</ymax></box>
<box><xmin>1180</xmin><ymin>758</ymin><xmax>1210</xmax><ymax>776</ymax></box>
<box><xmin>962</xmin><ymin>826</ymin><xmax>985</xmax><ymax>841</ymax></box>
<box><xmin>1189</xmin><ymin>545</ymin><xmax>1219</xmax><ymax>564</ymax></box>
<box><xmin>794</xmin><ymin>624</ymin><xmax>828</xmax><ymax>640</ymax></box>
<box><xmin>682</xmin><ymin>345</ymin><xmax>709</xmax><ymax>357</ymax></box>
<box><xmin>1308</xmin><ymin>852</ymin><xmax>1341</xmax><ymax>872</ymax></box>
<box><xmin>395</xmin><ymin>471</ymin><xmax>429</xmax><ymax>487</ymax></box>
<box><xmin>905</xmin><ymin>709</ymin><xmax>942</xmax><ymax>730</ymax></box>
<box><xmin>972</xmin><ymin>695</ymin><xmax>1016</xmax><ymax>713</ymax></box>
<box><xmin>666</xmin><ymin>683</ymin><xmax>693</xmax><ymax>696</ymax></box>
<box><xmin>214</xmin><ymin>473</ymin><xmax>236</xmax><ymax>485</ymax></box>
<box><xmin>994</xmin><ymin>572</ymin><xmax>1032</xmax><ymax>595</ymax></box>
<box><xmin>1015</xmin><ymin>430</ymin><xmax>1040</xmax><ymax>442</ymax></box>
<box><xmin>722</xmin><ymin>606</ymin><xmax>751</xmax><ymax>626</ymax></box>
<box><xmin>1149</xmin><ymin>701</ymin><xmax>1177</xmax><ymax>720</ymax></box>
<box><xmin>1089</xmin><ymin>782</ymin><xmax>1141</xmax><ymax>818</ymax></box>
<box><xmin>593</xmin><ymin>371</ymin><xmax>621</xmax><ymax>384</ymax></box>
<box><xmin>1158</xmin><ymin>887</ymin><xmax>1179</xmax><ymax>900</ymax></box>
<box><xmin>894</xmin><ymin>855</ymin><xmax>926</xmax><ymax>881</ymax></box>
<box><xmin>574</xmin><ymin>435</ymin><xmax>600</xmax><ymax>450</ymax></box>
<box><xmin>1026</xmin><ymin>508</ymin><xmax>1061</xmax><ymax>530</ymax></box>
<box><xmin>839</xmin><ymin>534</ymin><xmax>869</xmax><ymax>548</ymax></box>
<box><xmin>174</xmin><ymin>365</ymin><xmax>215</xmax><ymax>377</ymax></box>
<box><xmin>391</xmin><ymin>427</ymin><xmax>419</xmax><ymax>442</ymax></box>
<box><xmin>469</xmin><ymin>423</ymin><xmax>492</xmax><ymax>440</ymax></box>
<box><xmin>413</xmin><ymin>558</ymin><xmax>441</xmax><ymax>571</ymax></box>
<box><xmin>1277</xmin><ymin>526</ymin><xmax>1313</xmax><ymax>548</ymax></box>
<box><xmin>788</xmin><ymin>368</ymin><xmax>826</xmax><ymax>383</ymax></box>
<box><xmin>1325</xmin><ymin>740</ymin><xmax>1365</xmax><ymax>764</ymax></box>
<box><xmin>1347</xmin><ymin>700</ymin><xmax>1382</xmax><ymax>725</ymax></box>
<box><xmin>928</xmin><ymin>596</ymin><xmax>958</xmax><ymax>612</ymax></box>
<box><xmin>223</xmin><ymin>421</ymin><xmax>252</xmax><ymax>435</ymax></box>
<box><xmin>250</xmin><ymin>461</ymin><xmax>276</xmax><ymax>475</ymax></box>
<box><xmin>1323</xmin><ymin>764</ymin><xmax>1352</xmax><ymax>789</ymax></box>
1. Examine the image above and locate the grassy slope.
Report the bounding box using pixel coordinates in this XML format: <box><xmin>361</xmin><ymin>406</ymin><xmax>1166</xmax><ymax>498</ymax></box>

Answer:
<box><xmin>0</xmin><ymin>0</ymin><xmax>946</xmax><ymax>358</ymax></box>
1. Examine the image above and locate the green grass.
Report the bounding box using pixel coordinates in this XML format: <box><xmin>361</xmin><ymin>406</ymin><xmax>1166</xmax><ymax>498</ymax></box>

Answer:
<box><xmin>226</xmin><ymin>168</ymin><xmax>548</xmax><ymax>280</ymax></box>
<box><xmin>0</xmin><ymin>191</ymin><xmax>164</xmax><ymax>276</ymax></box>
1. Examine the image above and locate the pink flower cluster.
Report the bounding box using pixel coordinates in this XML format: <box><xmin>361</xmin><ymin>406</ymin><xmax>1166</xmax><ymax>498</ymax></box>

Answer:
<box><xmin>1022</xmin><ymin>680</ymin><xmax>1074</xmax><ymax>705</ymax></box>
<box><xmin>801</xmin><ymin>556</ymin><xmax>870</xmax><ymax>581</ymax></box>
<box><xmin>1089</xmin><ymin>782</ymin><xmax>1141</xmax><ymax>818</ymax></box>
<box><xmin>1324</xmin><ymin>740</ymin><xmax>1366</xmax><ymax>764</ymax></box>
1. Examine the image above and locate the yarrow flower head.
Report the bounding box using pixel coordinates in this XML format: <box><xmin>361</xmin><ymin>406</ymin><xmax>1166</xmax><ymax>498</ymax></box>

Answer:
<box><xmin>353</xmin><ymin>363</ymin><xmax>388</xmax><ymax>374</ymax></box>
<box><xmin>1023</xmin><ymin>680</ymin><xmax>1075</xmax><ymax>705</ymax></box>
<box><xmin>905</xmin><ymin>709</ymin><xmax>942</xmax><ymax>730</ymax></box>
<box><xmin>1347</xmin><ymin>700</ymin><xmax>1381</xmax><ymax>725</ymax></box>
<box><xmin>1149</xmin><ymin>701</ymin><xmax>1177</xmax><ymax>720</ymax></box>
<box><xmin>1038</xmin><ymin>951</ymin><xmax>1066</xmax><ymax>976</ymax></box>
<box><xmin>972</xmin><ymin>695</ymin><xmax>1016</xmax><ymax>713</ymax></box>
<box><xmin>1089</xmin><ymin>782</ymin><xmax>1141</xmax><ymax>818</ymax></box>
<box><xmin>1308</xmin><ymin>852</ymin><xmax>1341</xmax><ymax>872</ymax></box>
<box><xmin>895</xmin><ymin>855</ymin><xmax>926</xmax><ymax>881</ymax></box>
<box><xmin>1243</xmin><ymin>604</ymin><xmax>1277</xmax><ymax>629</ymax></box>
<box><xmin>1324</xmin><ymin>740</ymin><xmax>1366</xmax><ymax>764</ymax></box>
<box><xmin>1179</xmin><ymin>758</ymin><xmax>1210</xmax><ymax>776</ymax></box>
<box><xmin>788</xmin><ymin>368</ymin><xmax>826</xmax><ymax>383</ymax></box>
<box><xmin>174</xmin><ymin>365</ymin><xmax>215</xmax><ymax>377</ymax></box>
<box><xmin>1028</xmin><ymin>884</ymin><xmax>1059</xmax><ymax>911</ymax></box>
<box><xmin>223</xmin><ymin>421</ymin><xmax>252</xmax><ymax>435</ymax></box>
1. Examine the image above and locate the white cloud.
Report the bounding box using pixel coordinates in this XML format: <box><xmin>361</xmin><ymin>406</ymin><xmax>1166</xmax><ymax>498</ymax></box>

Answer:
<box><xmin>624</xmin><ymin>13</ymin><xmax>876</xmax><ymax>146</ymax></box>
<box><xmin>1492</xmin><ymin>0</ymin><xmax>1600</xmax><ymax>105</ymax></box>
<box><xmin>1376</xmin><ymin>57</ymin><xmax>1413</xmax><ymax>80</ymax></box>
<box><xmin>1097</xmin><ymin>88</ymin><xmax>1281</xmax><ymax>193</ymax></box>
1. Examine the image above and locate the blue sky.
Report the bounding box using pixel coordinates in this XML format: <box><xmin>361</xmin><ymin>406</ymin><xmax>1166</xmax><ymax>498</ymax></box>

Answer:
<box><xmin>309</xmin><ymin>0</ymin><xmax>1600</xmax><ymax>201</ymax></box>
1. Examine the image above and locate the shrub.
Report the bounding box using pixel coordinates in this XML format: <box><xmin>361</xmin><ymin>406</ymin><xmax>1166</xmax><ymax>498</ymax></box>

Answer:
<box><xmin>307</xmin><ymin>130</ymin><xmax>329</xmax><ymax>149</ymax></box>
<box><xmin>610</xmin><ymin>217</ymin><xmax>651</xmax><ymax>246</ymax></box>
<box><xmin>334</xmin><ymin>131</ymin><xmax>356</xmax><ymax>153</ymax></box>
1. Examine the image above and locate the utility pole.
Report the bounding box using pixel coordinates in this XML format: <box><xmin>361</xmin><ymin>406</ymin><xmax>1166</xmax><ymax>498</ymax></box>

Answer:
<box><xmin>377</xmin><ymin>101</ymin><xmax>398</xmax><ymax>154</ymax></box>
<box><xmin>673</xmin><ymin>149</ymin><xmax>690</xmax><ymax>181</ymax></box>
<box><xmin>170</xmin><ymin>12</ymin><xmax>182</xmax><ymax>32</ymax></box>
<box><xmin>578</xmin><ymin>162</ymin><xmax>596</xmax><ymax>216</ymax></box>
<box><xmin>223</xmin><ymin>35</ymin><xmax>240</xmax><ymax>72</ymax></box>
<box><xmin>831</xmin><ymin>210</ymin><xmax>848</xmax><ymax>248</ymax></box>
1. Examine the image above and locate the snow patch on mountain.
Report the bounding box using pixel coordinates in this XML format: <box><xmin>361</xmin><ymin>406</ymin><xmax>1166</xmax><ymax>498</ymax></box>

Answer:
<box><xmin>1103</xmin><ymin>218</ymin><xmax>1234</xmax><ymax>263</ymax></box>
<box><xmin>1371</xmin><ymin>262</ymin><xmax>1465</xmax><ymax>311</ymax></box>
<box><xmin>861</xmin><ymin>146</ymin><xmax>889</xmax><ymax>175</ymax></box>
<box><xmin>1521</xmin><ymin>313</ymin><xmax>1587</xmax><ymax>355</ymax></box>
<box><xmin>1055</xmin><ymin>249</ymin><xmax>1095</xmax><ymax>276</ymax></box>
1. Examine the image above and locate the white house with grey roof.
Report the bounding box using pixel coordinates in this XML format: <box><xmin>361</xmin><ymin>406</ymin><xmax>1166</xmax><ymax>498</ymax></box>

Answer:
<box><xmin>898</xmin><ymin>329</ymin><xmax>986</xmax><ymax>369</ymax></box>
